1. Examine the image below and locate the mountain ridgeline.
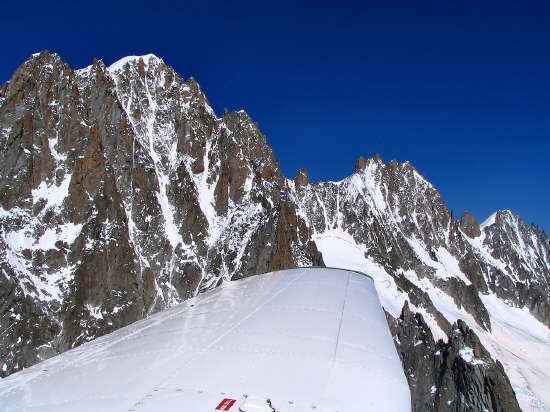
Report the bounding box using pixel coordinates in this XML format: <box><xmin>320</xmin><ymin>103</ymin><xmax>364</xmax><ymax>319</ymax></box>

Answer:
<box><xmin>1</xmin><ymin>52</ymin><xmax>549</xmax><ymax>411</ymax></box>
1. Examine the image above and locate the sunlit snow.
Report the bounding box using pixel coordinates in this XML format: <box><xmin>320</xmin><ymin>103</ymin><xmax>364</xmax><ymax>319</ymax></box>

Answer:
<box><xmin>314</xmin><ymin>229</ymin><xmax>550</xmax><ymax>412</ymax></box>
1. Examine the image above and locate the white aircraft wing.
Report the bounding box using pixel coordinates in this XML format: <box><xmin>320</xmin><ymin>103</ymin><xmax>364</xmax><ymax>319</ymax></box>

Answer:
<box><xmin>0</xmin><ymin>267</ymin><xmax>411</xmax><ymax>411</ymax></box>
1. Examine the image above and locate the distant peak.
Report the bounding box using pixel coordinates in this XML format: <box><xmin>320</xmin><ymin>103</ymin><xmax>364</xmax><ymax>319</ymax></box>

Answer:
<box><xmin>26</xmin><ymin>50</ymin><xmax>61</xmax><ymax>64</ymax></box>
<box><xmin>107</xmin><ymin>54</ymin><xmax>163</xmax><ymax>73</ymax></box>
<box><xmin>481</xmin><ymin>210</ymin><xmax>522</xmax><ymax>230</ymax></box>
<box><xmin>355</xmin><ymin>156</ymin><xmax>368</xmax><ymax>172</ymax></box>
<box><xmin>13</xmin><ymin>51</ymin><xmax>67</xmax><ymax>80</ymax></box>
<box><xmin>371</xmin><ymin>153</ymin><xmax>383</xmax><ymax>163</ymax></box>
<box><xmin>294</xmin><ymin>168</ymin><xmax>310</xmax><ymax>186</ymax></box>
<box><xmin>29</xmin><ymin>50</ymin><xmax>58</xmax><ymax>58</ymax></box>
<box><xmin>480</xmin><ymin>212</ymin><xmax>498</xmax><ymax>228</ymax></box>
<box><xmin>496</xmin><ymin>209</ymin><xmax>520</xmax><ymax>223</ymax></box>
<box><xmin>353</xmin><ymin>154</ymin><xmax>385</xmax><ymax>175</ymax></box>
<box><xmin>459</xmin><ymin>211</ymin><xmax>481</xmax><ymax>238</ymax></box>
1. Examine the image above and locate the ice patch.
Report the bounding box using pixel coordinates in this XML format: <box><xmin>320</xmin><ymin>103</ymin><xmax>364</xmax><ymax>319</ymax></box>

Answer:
<box><xmin>32</xmin><ymin>173</ymin><xmax>72</xmax><ymax>210</ymax></box>
<box><xmin>407</xmin><ymin>236</ymin><xmax>472</xmax><ymax>284</ymax></box>
<box><xmin>48</xmin><ymin>133</ymin><xmax>66</xmax><ymax>162</ymax></box>
<box><xmin>1</xmin><ymin>172</ymin><xmax>82</xmax><ymax>302</ymax></box>
<box><xmin>35</xmin><ymin>223</ymin><xmax>83</xmax><ymax>250</ymax></box>
<box><xmin>459</xmin><ymin>346</ymin><xmax>485</xmax><ymax>365</ymax></box>
<box><xmin>85</xmin><ymin>304</ymin><xmax>104</xmax><ymax>320</ymax></box>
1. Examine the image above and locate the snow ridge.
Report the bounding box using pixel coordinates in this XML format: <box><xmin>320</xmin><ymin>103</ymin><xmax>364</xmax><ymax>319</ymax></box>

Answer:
<box><xmin>291</xmin><ymin>160</ymin><xmax>550</xmax><ymax>411</ymax></box>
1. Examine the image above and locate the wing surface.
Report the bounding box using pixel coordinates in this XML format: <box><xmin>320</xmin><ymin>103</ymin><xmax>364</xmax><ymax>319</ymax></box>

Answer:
<box><xmin>0</xmin><ymin>267</ymin><xmax>410</xmax><ymax>411</ymax></box>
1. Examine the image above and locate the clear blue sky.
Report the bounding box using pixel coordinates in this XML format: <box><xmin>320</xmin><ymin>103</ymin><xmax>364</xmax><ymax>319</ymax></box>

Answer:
<box><xmin>2</xmin><ymin>0</ymin><xmax>549</xmax><ymax>232</ymax></box>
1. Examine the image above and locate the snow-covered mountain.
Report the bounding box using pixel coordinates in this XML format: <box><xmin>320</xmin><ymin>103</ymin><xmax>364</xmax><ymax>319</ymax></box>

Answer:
<box><xmin>1</xmin><ymin>52</ymin><xmax>549</xmax><ymax>411</ymax></box>
<box><xmin>290</xmin><ymin>160</ymin><xmax>550</xmax><ymax>411</ymax></box>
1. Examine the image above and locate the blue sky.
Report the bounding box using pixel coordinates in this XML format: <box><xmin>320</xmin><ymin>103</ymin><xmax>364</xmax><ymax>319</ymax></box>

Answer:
<box><xmin>2</xmin><ymin>0</ymin><xmax>549</xmax><ymax>232</ymax></box>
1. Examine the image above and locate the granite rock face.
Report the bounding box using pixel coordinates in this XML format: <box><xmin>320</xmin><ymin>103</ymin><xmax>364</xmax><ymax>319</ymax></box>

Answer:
<box><xmin>459</xmin><ymin>211</ymin><xmax>481</xmax><ymax>239</ymax></box>
<box><xmin>0</xmin><ymin>52</ymin><xmax>322</xmax><ymax>375</ymax></box>
<box><xmin>1</xmin><ymin>52</ymin><xmax>549</xmax><ymax>411</ymax></box>
<box><xmin>387</xmin><ymin>304</ymin><xmax>521</xmax><ymax>412</ymax></box>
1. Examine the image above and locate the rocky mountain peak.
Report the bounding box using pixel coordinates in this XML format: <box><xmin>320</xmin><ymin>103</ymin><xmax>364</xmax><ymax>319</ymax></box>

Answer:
<box><xmin>294</xmin><ymin>168</ymin><xmax>309</xmax><ymax>186</ymax></box>
<box><xmin>459</xmin><ymin>210</ymin><xmax>481</xmax><ymax>238</ymax></box>
<box><xmin>354</xmin><ymin>153</ymin><xmax>385</xmax><ymax>172</ymax></box>
<box><xmin>354</xmin><ymin>155</ymin><xmax>368</xmax><ymax>172</ymax></box>
<box><xmin>25</xmin><ymin>50</ymin><xmax>62</xmax><ymax>65</ymax></box>
<box><xmin>0</xmin><ymin>51</ymin><xmax>323</xmax><ymax>377</ymax></box>
<box><xmin>107</xmin><ymin>54</ymin><xmax>164</xmax><ymax>73</ymax></box>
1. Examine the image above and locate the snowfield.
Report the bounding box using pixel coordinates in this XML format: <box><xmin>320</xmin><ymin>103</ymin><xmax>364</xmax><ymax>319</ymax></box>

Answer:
<box><xmin>314</xmin><ymin>229</ymin><xmax>550</xmax><ymax>412</ymax></box>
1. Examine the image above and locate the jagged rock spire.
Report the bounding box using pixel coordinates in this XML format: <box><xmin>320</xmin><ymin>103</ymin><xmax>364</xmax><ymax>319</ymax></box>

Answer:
<box><xmin>294</xmin><ymin>168</ymin><xmax>309</xmax><ymax>186</ymax></box>
<box><xmin>355</xmin><ymin>156</ymin><xmax>368</xmax><ymax>172</ymax></box>
<box><xmin>460</xmin><ymin>211</ymin><xmax>481</xmax><ymax>238</ymax></box>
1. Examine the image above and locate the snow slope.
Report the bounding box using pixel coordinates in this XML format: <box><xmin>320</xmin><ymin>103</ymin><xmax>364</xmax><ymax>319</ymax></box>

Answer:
<box><xmin>314</xmin><ymin>230</ymin><xmax>550</xmax><ymax>412</ymax></box>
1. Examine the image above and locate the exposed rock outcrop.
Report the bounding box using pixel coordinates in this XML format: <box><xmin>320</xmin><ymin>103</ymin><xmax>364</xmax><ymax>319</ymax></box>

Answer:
<box><xmin>387</xmin><ymin>304</ymin><xmax>521</xmax><ymax>412</ymax></box>
<box><xmin>459</xmin><ymin>211</ymin><xmax>481</xmax><ymax>239</ymax></box>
